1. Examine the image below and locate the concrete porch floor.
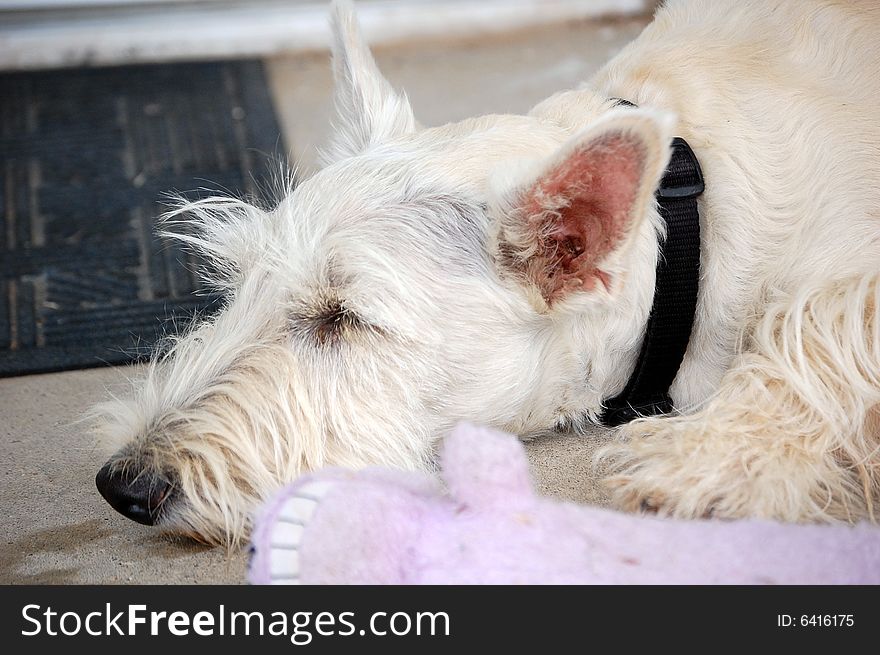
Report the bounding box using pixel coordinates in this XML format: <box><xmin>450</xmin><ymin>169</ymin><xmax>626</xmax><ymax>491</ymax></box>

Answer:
<box><xmin>0</xmin><ymin>16</ymin><xmax>647</xmax><ymax>584</ymax></box>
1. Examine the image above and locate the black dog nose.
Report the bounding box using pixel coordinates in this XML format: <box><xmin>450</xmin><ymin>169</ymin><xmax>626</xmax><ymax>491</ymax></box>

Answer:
<box><xmin>95</xmin><ymin>463</ymin><xmax>173</xmax><ymax>526</ymax></box>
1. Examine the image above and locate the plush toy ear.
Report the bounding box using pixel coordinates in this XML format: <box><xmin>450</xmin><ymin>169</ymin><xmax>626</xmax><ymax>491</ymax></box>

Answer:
<box><xmin>321</xmin><ymin>0</ymin><xmax>416</xmax><ymax>165</ymax></box>
<box><xmin>492</xmin><ymin>110</ymin><xmax>673</xmax><ymax>306</ymax></box>
<box><xmin>441</xmin><ymin>423</ymin><xmax>534</xmax><ymax>509</ymax></box>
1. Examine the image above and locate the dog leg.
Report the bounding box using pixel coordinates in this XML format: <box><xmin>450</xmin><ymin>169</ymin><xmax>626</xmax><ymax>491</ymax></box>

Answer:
<box><xmin>600</xmin><ymin>273</ymin><xmax>880</xmax><ymax>522</ymax></box>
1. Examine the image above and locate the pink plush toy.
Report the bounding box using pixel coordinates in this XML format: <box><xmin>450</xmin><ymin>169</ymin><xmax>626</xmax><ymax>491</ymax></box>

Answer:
<box><xmin>248</xmin><ymin>424</ymin><xmax>880</xmax><ymax>584</ymax></box>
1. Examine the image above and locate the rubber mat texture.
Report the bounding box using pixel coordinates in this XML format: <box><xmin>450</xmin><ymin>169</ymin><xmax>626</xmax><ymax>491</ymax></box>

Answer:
<box><xmin>0</xmin><ymin>61</ymin><xmax>283</xmax><ymax>376</ymax></box>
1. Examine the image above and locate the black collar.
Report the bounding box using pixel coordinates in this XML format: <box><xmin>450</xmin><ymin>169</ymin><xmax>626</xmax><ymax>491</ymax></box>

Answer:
<box><xmin>598</xmin><ymin>99</ymin><xmax>704</xmax><ymax>427</ymax></box>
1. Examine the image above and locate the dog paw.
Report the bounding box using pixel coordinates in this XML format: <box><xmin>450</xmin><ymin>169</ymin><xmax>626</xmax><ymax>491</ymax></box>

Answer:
<box><xmin>598</xmin><ymin>418</ymin><xmax>733</xmax><ymax>519</ymax></box>
<box><xmin>254</xmin><ymin>480</ymin><xmax>334</xmax><ymax>585</ymax></box>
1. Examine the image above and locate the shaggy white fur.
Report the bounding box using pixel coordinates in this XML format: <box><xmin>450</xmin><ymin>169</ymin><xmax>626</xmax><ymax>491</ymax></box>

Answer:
<box><xmin>94</xmin><ymin>0</ymin><xmax>880</xmax><ymax>544</ymax></box>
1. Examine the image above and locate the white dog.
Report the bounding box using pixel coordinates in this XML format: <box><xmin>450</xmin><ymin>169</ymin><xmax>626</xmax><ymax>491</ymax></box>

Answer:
<box><xmin>94</xmin><ymin>0</ymin><xmax>880</xmax><ymax>544</ymax></box>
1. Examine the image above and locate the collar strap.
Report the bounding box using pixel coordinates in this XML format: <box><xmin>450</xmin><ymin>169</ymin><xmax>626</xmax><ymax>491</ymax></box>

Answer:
<box><xmin>599</xmin><ymin>99</ymin><xmax>704</xmax><ymax>427</ymax></box>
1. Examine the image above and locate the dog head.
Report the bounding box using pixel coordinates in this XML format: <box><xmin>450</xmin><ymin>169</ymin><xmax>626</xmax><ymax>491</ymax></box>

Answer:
<box><xmin>93</xmin><ymin>0</ymin><xmax>673</xmax><ymax>545</ymax></box>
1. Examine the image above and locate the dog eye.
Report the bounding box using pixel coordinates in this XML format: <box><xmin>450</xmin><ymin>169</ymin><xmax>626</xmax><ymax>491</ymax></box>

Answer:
<box><xmin>313</xmin><ymin>303</ymin><xmax>359</xmax><ymax>345</ymax></box>
<box><xmin>288</xmin><ymin>300</ymin><xmax>366</xmax><ymax>346</ymax></box>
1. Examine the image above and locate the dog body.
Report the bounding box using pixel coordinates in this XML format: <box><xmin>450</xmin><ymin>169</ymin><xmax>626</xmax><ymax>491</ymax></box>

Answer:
<box><xmin>95</xmin><ymin>0</ymin><xmax>880</xmax><ymax>543</ymax></box>
<box><xmin>583</xmin><ymin>0</ymin><xmax>880</xmax><ymax>520</ymax></box>
<box><xmin>584</xmin><ymin>0</ymin><xmax>880</xmax><ymax>408</ymax></box>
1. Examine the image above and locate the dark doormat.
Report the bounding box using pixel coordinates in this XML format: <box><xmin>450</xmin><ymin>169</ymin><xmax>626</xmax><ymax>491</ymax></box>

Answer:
<box><xmin>0</xmin><ymin>60</ymin><xmax>285</xmax><ymax>377</ymax></box>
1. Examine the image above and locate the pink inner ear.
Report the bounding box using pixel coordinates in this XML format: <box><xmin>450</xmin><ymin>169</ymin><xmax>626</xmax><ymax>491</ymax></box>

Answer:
<box><xmin>522</xmin><ymin>132</ymin><xmax>645</xmax><ymax>302</ymax></box>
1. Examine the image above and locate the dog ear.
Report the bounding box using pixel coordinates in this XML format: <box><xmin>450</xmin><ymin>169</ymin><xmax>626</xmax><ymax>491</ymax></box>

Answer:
<box><xmin>322</xmin><ymin>0</ymin><xmax>416</xmax><ymax>165</ymax></box>
<box><xmin>491</xmin><ymin>110</ymin><xmax>673</xmax><ymax>307</ymax></box>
